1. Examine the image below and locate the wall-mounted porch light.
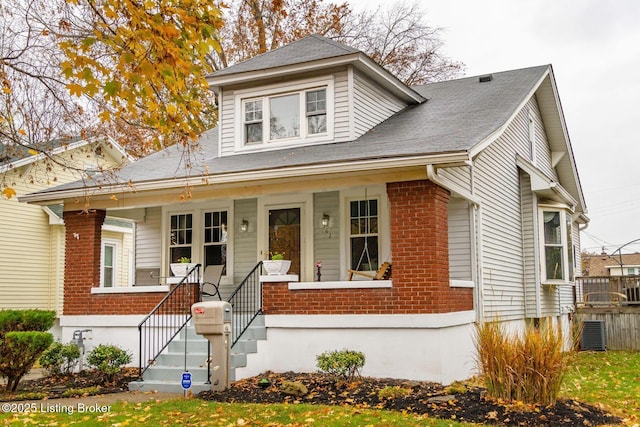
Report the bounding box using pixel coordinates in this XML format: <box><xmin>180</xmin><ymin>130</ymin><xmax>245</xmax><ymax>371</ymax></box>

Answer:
<box><xmin>240</xmin><ymin>219</ymin><xmax>249</xmax><ymax>232</ymax></box>
<box><xmin>321</xmin><ymin>213</ymin><xmax>330</xmax><ymax>229</ymax></box>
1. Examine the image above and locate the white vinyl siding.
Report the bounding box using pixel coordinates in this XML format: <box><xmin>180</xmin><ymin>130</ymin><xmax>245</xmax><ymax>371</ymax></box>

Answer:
<box><xmin>353</xmin><ymin>70</ymin><xmax>407</xmax><ymax>139</ymax></box>
<box><xmin>219</xmin><ymin>87</ymin><xmax>236</xmax><ymax>157</ymax></box>
<box><xmin>313</xmin><ymin>192</ymin><xmax>340</xmax><ymax>281</ymax></box>
<box><xmin>519</xmin><ymin>171</ymin><xmax>539</xmax><ymax>317</ymax></box>
<box><xmin>232</xmin><ymin>199</ymin><xmax>258</xmax><ymax>298</ymax></box>
<box><xmin>333</xmin><ymin>71</ymin><xmax>350</xmax><ymax>142</ymax></box>
<box><xmin>135</xmin><ymin>207</ymin><xmax>162</xmax><ymax>269</ymax></box>
<box><xmin>448</xmin><ymin>197</ymin><xmax>472</xmax><ymax>281</ymax></box>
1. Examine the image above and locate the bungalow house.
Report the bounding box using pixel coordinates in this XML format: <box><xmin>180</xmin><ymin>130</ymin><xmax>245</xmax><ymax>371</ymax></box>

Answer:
<box><xmin>20</xmin><ymin>35</ymin><xmax>588</xmax><ymax>388</ymax></box>
<box><xmin>1</xmin><ymin>137</ymin><xmax>132</xmax><ymax>322</ymax></box>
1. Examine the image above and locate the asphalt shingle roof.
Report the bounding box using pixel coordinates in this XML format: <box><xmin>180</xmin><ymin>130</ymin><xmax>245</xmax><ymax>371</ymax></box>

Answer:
<box><xmin>211</xmin><ymin>35</ymin><xmax>360</xmax><ymax>77</ymax></box>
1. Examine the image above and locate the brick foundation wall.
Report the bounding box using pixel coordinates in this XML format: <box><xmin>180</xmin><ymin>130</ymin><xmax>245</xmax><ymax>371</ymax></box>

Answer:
<box><xmin>62</xmin><ymin>210</ymin><xmax>185</xmax><ymax>315</ymax></box>
<box><xmin>262</xmin><ymin>180</ymin><xmax>474</xmax><ymax>315</ymax></box>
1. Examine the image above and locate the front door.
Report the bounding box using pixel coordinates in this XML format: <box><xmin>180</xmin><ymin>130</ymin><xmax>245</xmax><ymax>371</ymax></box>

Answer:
<box><xmin>268</xmin><ymin>208</ymin><xmax>301</xmax><ymax>275</ymax></box>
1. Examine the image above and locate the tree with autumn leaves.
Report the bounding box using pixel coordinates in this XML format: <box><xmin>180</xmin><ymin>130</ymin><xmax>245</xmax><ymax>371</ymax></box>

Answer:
<box><xmin>1</xmin><ymin>0</ymin><xmax>461</xmax><ymax>199</ymax></box>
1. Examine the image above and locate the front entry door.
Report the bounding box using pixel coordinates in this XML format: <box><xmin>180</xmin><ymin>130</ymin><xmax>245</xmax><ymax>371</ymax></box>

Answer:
<box><xmin>268</xmin><ymin>208</ymin><xmax>301</xmax><ymax>276</ymax></box>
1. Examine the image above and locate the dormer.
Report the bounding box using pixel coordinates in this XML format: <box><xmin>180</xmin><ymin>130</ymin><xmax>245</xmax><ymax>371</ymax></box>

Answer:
<box><xmin>207</xmin><ymin>35</ymin><xmax>425</xmax><ymax>157</ymax></box>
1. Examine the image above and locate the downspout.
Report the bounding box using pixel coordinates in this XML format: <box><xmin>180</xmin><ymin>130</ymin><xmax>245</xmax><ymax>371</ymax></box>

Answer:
<box><xmin>426</xmin><ymin>164</ymin><xmax>484</xmax><ymax>321</ymax></box>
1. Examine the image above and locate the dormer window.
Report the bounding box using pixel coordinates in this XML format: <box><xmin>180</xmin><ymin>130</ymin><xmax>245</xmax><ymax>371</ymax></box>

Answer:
<box><xmin>235</xmin><ymin>77</ymin><xmax>333</xmax><ymax>151</ymax></box>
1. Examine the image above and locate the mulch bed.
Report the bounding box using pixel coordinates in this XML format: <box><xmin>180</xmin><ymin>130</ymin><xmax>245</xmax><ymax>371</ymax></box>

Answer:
<box><xmin>199</xmin><ymin>371</ymin><xmax>622</xmax><ymax>427</ymax></box>
<box><xmin>0</xmin><ymin>368</ymin><xmax>139</xmax><ymax>401</ymax></box>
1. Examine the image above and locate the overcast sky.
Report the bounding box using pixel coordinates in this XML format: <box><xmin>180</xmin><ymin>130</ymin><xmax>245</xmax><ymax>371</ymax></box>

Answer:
<box><xmin>349</xmin><ymin>0</ymin><xmax>640</xmax><ymax>254</ymax></box>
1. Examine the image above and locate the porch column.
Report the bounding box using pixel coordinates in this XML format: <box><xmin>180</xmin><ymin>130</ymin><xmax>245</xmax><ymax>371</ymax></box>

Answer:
<box><xmin>63</xmin><ymin>209</ymin><xmax>106</xmax><ymax>315</ymax></box>
<box><xmin>387</xmin><ymin>179</ymin><xmax>472</xmax><ymax>313</ymax></box>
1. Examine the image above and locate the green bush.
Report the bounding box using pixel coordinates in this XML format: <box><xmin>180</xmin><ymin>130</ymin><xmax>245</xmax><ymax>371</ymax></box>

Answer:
<box><xmin>0</xmin><ymin>309</ymin><xmax>55</xmax><ymax>333</ymax></box>
<box><xmin>39</xmin><ymin>341</ymin><xmax>81</xmax><ymax>376</ymax></box>
<box><xmin>475</xmin><ymin>319</ymin><xmax>573</xmax><ymax>405</ymax></box>
<box><xmin>87</xmin><ymin>344</ymin><xmax>132</xmax><ymax>380</ymax></box>
<box><xmin>316</xmin><ymin>349</ymin><xmax>365</xmax><ymax>380</ymax></box>
<box><xmin>0</xmin><ymin>331</ymin><xmax>53</xmax><ymax>391</ymax></box>
<box><xmin>377</xmin><ymin>385</ymin><xmax>411</xmax><ymax>400</ymax></box>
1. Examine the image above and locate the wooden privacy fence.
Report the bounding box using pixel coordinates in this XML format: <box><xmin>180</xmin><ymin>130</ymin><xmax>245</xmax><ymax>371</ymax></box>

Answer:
<box><xmin>575</xmin><ymin>308</ymin><xmax>640</xmax><ymax>351</ymax></box>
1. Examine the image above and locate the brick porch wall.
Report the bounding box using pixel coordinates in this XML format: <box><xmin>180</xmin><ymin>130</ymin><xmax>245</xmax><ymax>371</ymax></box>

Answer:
<box><xmin>263</xmin><ymin>180</ymin><xmax>474</xmax><ymax>314</ymax></box>
<box><xmin>63</xmin><ymin>210</ymin><xmax>176</xmax><ymax>315</ymax></box>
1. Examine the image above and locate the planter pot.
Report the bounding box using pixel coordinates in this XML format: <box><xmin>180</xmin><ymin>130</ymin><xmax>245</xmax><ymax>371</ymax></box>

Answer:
<box><xmin>170</xmin><ymin>263</ymin><xmax>197</xmax><ymax>278</ymax></box>
<box><xmin>263</xmin><ymin>260</ymin><xmax>291</xmax><ymax>275</ymax></box>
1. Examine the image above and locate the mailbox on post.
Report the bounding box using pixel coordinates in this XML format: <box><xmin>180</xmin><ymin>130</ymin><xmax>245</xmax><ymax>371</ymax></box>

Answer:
<box><xmin>191</xmin><ymin>301</ymin><xmax>232</xmax><ymax>391</ymax></box>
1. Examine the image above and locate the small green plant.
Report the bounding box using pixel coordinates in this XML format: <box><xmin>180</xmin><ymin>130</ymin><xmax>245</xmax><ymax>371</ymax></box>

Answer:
<box><xmin>39</xmin><ymin>341</ymin><xmax>81</xmax><ymax>376</ymax></box>
<box><xmin>270</xmin><ymin>252</ymin><xmax>285</xmax><ymax>260</ymax></box>
<box><xmin>86</xmin><ymin>344</ymin><xmax>132</xmax><ymax>380</ymax></box>
<box><xmin>445</xmin><ymin>380</ymin><xmax>468</xmax><ymax>394</ymax></box>
<box><xmin>316</xmin><ymin>349</ymin><xmax>365</xmax><ymax>381</ymax></box>
<box><xmin>179</xmin><ymin>257</ymin><xmax>191</xmax><ymax>263</ymax></box>
<box><xmin>14</xmin><ymin>391</ymin><xmax>48</xmax><ymax>400</ymax></box>
<box><xmin>377</xmin><ymin>385</ymin><xmax>411</xmax><ymax>400</ymax></box>
<box><xmin>62</xmin><ymin>386</ymin><xmax>101</xmax><ymax>397</ymax></box>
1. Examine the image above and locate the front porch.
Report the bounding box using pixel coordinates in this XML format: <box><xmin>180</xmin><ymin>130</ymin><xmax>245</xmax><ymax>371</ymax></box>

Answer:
<box><xmin>58</xmin><ymin>179</ymin><xmax>478</xmax><ymax>386</ymax></box>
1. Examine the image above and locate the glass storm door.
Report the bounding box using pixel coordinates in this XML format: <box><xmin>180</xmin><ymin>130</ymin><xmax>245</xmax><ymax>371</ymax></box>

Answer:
<box><xmin>268</xmin><ymin>208</ymin><xmax>301</xmax><ymax>275</ymax></box>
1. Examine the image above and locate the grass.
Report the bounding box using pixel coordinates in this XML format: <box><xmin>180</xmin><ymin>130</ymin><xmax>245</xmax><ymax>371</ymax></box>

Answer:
<box><xmin>0</xmin><ymin>399</ymin><xmax>477</xmax><ymax>426</ymax></box>
<box><xmin>1</xmin><ymin>351</ymin><xmax>639</xmax><ymax>426</ymax></box>
<box><xmin>562</xmin><ymin>350</ymin><xmax>640</xmax><ymax>424</ymax></box>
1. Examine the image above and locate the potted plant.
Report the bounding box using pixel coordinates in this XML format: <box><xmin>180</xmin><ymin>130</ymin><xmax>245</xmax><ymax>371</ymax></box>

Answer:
<box><xmin>170</xmin><ymin>257</ymin><xmax>197</xmax><ymax>278</ymax></box>
<box><xmin>263</xmin><ymin>252</ymin><xmax>291</xmax><ymax>275</ymax></box>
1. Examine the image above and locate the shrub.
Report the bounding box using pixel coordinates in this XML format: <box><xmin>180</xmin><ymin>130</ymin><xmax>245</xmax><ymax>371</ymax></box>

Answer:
<box><xmin>0</xmin><ymin>309</ymin><xmax>55</xmax><ymax>333</ymax></box>
<box><xmin>0</xmin><ymin>310</ymin><xmax>56</xmax><ymax>392</ymax></box>
<box><xmin>0</xmin><ymin>331</ymin><xmax>53</xmax><ymax>391</ymax></box>
<box><xmin>39</xmin><ymin>342</ymin><xmax>81</xmax><ymax>376</ymax></box>
<box><xmin>62</xmin><ymin>386</ymin><xmax>101</xmax><ymax>397</ymax></box>
<box><xmin>316</xmin><ymin>349</ymin><xmax>365</xmax><ymax>381</ymax></box>
<box><xmin>87</xmin><ymin>344</ymin><xmax>132</xmax><ymax>380</ymax></box>
<box><xmin>475</xmin><ymin>319</ymin><xmax>573</xmax><ymax>405</ymax></box>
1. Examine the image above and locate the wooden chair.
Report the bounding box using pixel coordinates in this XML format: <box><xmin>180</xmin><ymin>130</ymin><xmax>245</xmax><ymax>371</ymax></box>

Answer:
<box><xmin>201</xmin><ymin>265</ymin><xmax>224</xmax><ymax>300</ymax></box>
<box><xmin>347</xmin><ymin>262</ymin><xmax>392</xmax><ymax>281</ymax></box>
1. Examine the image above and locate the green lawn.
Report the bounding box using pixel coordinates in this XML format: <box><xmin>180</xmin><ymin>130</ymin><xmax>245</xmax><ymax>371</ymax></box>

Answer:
<box><xmin>562</xmin><ymin>350</ymin><xmax>640</xmax><ymax>424</ymax></box>
<box><xmin>1</xmin><ymin>351</ymin><xmax>638</xmax><ymax>426</ymax></box>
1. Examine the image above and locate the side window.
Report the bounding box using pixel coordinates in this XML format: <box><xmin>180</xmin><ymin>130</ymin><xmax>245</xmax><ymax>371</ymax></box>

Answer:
<box><xmin>244</xmin><ymin>100</ymin><xmax>263</xmax><ymax>144</ymax></box>
<box><xmin>101</xmin><ymin>241</ymin><xmax>117</xmax><ymax>287</ymax></box>
<box><xmin>540</xmin><ymin>208</ymin><xmax>573</xmax><ymax>283</ymax></box>
<box><xmin>349</xmin><ymin>199</ymin><xmax>379</xmax><ymax>272</ymax></box>
<box><xmin>169</xmin><ymin>213</ymin><xmax>192</xmax><ymax>267</ymax></box>
<box><xmin>204</xmin><ymin>211</ymin><xmax>228</xmax><ymax>274</ymax></box>
<box><xmin>306</xmin><ymin>89</ymin><xmax>326</xmax><ymax>135</ymax></box>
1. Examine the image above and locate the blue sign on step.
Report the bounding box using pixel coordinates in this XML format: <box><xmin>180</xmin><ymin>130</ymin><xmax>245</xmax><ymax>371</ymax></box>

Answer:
<box><xmin>181</xmin><ymin>371</ymin><xmax>192</xmax><ymax>390</ymax></box>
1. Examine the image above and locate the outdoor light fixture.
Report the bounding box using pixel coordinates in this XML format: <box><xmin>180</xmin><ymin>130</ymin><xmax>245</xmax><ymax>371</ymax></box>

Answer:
<box><xmin>321</xmin><ymin>213</ymin><xmax>330</xmax><ymax>229</ymax></box>
<box><xmin>240</xmin><ymin>219</ymin><xmax>249</xmax><ymax>232</ymax></box>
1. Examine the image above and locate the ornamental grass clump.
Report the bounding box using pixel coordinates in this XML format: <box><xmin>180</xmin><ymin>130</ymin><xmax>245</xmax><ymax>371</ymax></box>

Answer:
<box><xmin>475</xmin><ymin>319</ymin><xmax>573</xmax><ymax>406</ymax></box>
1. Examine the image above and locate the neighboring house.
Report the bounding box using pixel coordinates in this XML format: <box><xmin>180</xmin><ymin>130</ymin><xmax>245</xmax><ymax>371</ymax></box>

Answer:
<box><xmin>1</xmin><ymin>137</ymin><xmax>133</xmax><ymax>321</ymax></box>
<box><xmin>21</xmin><ymin>35</ymin><xmax>588</xmax><ymax>385</ymax></box>
<box><xmin>582</xmin><ymin>252</ymin><xmax>640</xmax><ymax>276</ymax></box>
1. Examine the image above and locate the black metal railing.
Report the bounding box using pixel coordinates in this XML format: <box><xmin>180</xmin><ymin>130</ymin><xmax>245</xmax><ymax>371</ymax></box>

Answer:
<box><xmin>227</xmin><ymin>261</ymin><xmax>263</xmax><ymax>346</ymax></box>
<box><xmin>137</xmin><ymin>264</ymin><xmax>201</xmax><ymax>376</ymax></box>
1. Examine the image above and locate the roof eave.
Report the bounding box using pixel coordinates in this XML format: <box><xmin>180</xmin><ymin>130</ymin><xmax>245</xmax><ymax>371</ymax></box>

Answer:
<box><xmin>207</xmin><ymin>52</ymin><xmax>425</xmax><ymax>104</ymax></box>
<box><xmin>20</xmin><ymin>151</ymin><xmax>468</xmax><ymax>205</ymax></box>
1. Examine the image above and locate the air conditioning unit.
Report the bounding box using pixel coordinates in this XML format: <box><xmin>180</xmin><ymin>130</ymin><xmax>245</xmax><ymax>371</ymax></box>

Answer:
<box><xmin>581</xmin><ymin>320</ymin><xmax>606</xmax><ymax>351</ymax></box>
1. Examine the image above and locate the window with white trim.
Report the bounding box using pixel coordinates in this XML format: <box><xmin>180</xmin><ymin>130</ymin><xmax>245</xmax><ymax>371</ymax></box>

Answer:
<box><xmin>349</xmin><ymin>198</ymin><xmax>379</xmax><ymax>272</ymax></box>
<box><xmin>101</xmin><ymin>240</ymin><xmax>118</xmax><ymax>287</ymax></box>
<box><xmin>539</xmin><ymin>208</ymin><xmax>573</xmax><ymax>283</ymax></box>
<box><xmin>203</xmin><ymin>210</ymin><xmax>228</xmax><ymax>274</ymax></box>
<box><xmin>242</xmin><ymin>87</ymin><xmax>328</xmax><ymax>145</ymax></box>
<box><xmin>169</xmin><ymin>213</ymin><xmax>192</xmax><ymax>264</ymax></box>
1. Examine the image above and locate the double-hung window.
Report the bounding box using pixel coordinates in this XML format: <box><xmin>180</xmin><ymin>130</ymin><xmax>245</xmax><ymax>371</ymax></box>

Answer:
<box><xmin>539</xmin><ymin>207</ymin><xmax>574</xmax><ymax>283</ymax></box>
<box><xmin>101</xmin><ymin>240</ymin><xmax>118</xmax><ymax>287</ymax></box>
<box><xmin>204</xmin><ymin>210</ymin><xmax>228</xmax><ymax>274</ymax></box>
<box><xmin>241</xmin><ymin>85</ymin><xmax>329</xmax><ymax>146</ymax></box>
<box><xmin>349</xmin><ymin>199</ymin><xmax>379</xmax><ymax>273</ymax></box>
<box><xmin>169</xmin><ymin>213</ymin><xmax>193</xmax><ymax>265</ymax></box>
